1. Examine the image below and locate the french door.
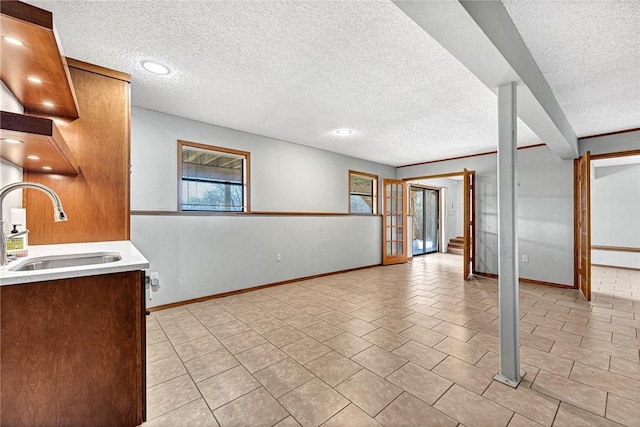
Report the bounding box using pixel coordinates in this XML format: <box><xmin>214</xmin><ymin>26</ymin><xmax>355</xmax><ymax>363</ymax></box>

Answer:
<box><xmin>463</xmin><ymin>169</ymin><xmax>475</xmax><ymax>280</ymax></box>
<box><xmin>411</xmin><ymin>186</ymin><xmax>439</xmax><ymax>256</ymax></box>
<box><xmin>576</xmin><ymin>152</ymin><xmax>591</xmax><ymax>300</ymax></box>
<box><xmin>382</xmin><ymin>179</ymin><xmax>407</xmax><ymax>265</ymax></box>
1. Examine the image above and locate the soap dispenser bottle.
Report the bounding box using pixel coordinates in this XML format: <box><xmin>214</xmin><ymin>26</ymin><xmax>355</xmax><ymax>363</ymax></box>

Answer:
<box><xmin>6</xmin><ymin>224</ymin><xmax>29</xmax><ymax>257</ymax></box>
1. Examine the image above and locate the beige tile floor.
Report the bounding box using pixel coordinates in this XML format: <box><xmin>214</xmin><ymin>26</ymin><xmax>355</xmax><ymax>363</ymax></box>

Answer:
<box><xmin>142</xmin><ymin>255</ymin><xmax>640</xmax><ymax>427</ymax></box>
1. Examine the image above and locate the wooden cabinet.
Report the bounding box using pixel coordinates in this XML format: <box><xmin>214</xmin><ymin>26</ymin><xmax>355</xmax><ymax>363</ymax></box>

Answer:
<box><xmin>24</xmin><ymin>59</ymin><xmax>131</xmax><ymax>244</ymax></box>
<box><xmin>2</xmin><ymin>2</ymin><xmax>131</xmax><ymax>243</ymax></box>
<box><xmin>0</xmin><ymin>271</ymin><xmax>146</xmax><ymax>427</ymax></box>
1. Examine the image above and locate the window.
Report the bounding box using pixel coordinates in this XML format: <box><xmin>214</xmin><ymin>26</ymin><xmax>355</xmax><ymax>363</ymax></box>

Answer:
<box><xmin>178</xmin><ymin>140</ymin><xmax>250</xmax><ymax>212</ymax></box>
<box><xmin>349</xmin><ymin>170</ymin><xmax>378</xmax><ymax>214</ymax></box>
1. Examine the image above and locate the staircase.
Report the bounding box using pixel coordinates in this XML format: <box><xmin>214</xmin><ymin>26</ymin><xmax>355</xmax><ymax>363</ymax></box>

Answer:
<box><xmin>447</xmin><ymin>236</ymin><xmax>464</xmax><ymax>255</ymax></box>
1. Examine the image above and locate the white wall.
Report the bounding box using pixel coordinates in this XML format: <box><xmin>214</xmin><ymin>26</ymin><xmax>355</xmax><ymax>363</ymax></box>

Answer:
<box><xmin>132</xmin><ymin>108</ymin><xmax>394</xmax><ymax>212</ymax></box>
<box><xmin>591</xmin><ymin>164</ymin><xmax>640</xmax><ymax>269</ymax></box>
<box><xmin>397</xmin><ymin>145</ymin><xmax>575</xmax><ymax>286</ymax></box>
<box><xmin>132</xmin><ymin>215</ymin><xmax>381</xmax><ymax>307</ymax></box>
<box><xmin>1</xmin><ymin>82</ymin><xmax>24</xmax><ymax>227</ymax></box>
<box><xmin>579</xmin><ymin>130</ymin><xmax>640</xmax><ymax>157</ymax></box>
<box><xmin>130</xmin><ymin>107</ymin><xmax>396</xmax><ymax>307</ymax></box>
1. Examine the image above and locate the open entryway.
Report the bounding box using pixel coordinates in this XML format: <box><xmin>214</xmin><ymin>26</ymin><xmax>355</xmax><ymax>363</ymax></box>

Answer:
<box><xmin>403</xmin><ymin>170</ymin><xmax>475</xmax><ymax>280</ymax></box>
<box><xmin>575</xmin><ymin>148</ymin><xmax>640</xmax><ymax>301</ymax></box>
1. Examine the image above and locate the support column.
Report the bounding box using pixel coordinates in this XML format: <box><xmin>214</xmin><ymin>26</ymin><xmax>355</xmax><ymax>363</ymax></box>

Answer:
<box><xmin>495</xmin><ymin>81</ymin><xmax>522</xmax><ymax>388</ymax></box>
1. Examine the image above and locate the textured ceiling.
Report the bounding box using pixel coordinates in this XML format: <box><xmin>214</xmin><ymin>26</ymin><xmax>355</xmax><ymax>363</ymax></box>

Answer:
<box><xmin>24</xmin><ymin>0</ymin><xmax>547</xmax><ymax>166</ymax></box>
<box><xmin>503</xmin><ymin>0</ymin><xmax>640</xmax><ymax>138</ymax></box>
<box><xmin>27</xmin><ymin>0</ymin><xmax>540</xmax><ymax>165</ymax></box>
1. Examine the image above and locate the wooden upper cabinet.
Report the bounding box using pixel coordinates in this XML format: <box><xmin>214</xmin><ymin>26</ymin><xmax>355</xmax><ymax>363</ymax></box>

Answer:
<box><xmin>24</xmin><ymin>60</ymin><xmax>132</xmax><ymax>244</ymax></box>
<box><xmin>0</xmin><ymin>1</ymin><xmax>79</xmax><ymax>119</ymax></box>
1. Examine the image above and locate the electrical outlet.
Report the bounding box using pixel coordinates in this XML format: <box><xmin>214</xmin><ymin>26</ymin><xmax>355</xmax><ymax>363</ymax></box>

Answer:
<box><xmin>150</xmin><ymin>272</ymin><xmax>160</xmax><ymax>287</ymax></box>
<box><xmin>276</xmin><ymin>253</ymin><xmax>282</xmax><ymax>262</ymax></box>
<box><xmin>522</xmin><ymin>255</ymin><xmax>529</xmax><ymax>263</ymax></box>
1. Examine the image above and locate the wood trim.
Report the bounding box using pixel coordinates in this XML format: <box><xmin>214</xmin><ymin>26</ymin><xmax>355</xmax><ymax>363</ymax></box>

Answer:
<box><xmin>591</xmin><ymin>246</ymin><xmax>640</xmax><ymax>253</ymax></box>
<box><xmin>573</xmin><ymin>158</ymin><xmax>579</xmax><ymax>289</ymax></box>
<box><xmin>592</xmin><ymin>263</ymin><xmax>640</xmax><ymax>272</ymax></box>
<box><xmin>125</xmin><ymin>81</ymin><xmax>131</xmax><ymax>240</ymax></box>
<box><xmin>578</xmin><ymin>151</ymin><xmax>592</xmax><ymax>300</ymax></box>
<box><xmin>397</xmin><ymin>144</ymin><xmax>546</xmax><ymax>168</ymax></box>
<box><xmin>409</xmin><ymin>183</ymin><xmax>441</xmax><ymax>191</ymax></box>
<box><xmin>178</xmin><ymin>139</ymin><xmax>251</xmax><ymax>158</ymax></box>
<box><xmin>0</xmin><ymin>0</ymin><xmax>52</xmax><ymax>28</ymax></box>
<box><xmin>590</xmin><ymin>149</ymin><xmax>640</xmax><ymax>161</ymax></box>
<box><xmin>251</xmin><ymin>211</ymin><xmax>361</xmax><ymax>216</ymax></box>
<box><xmin>176</xmin><ymin>141</ymin><xmax>183</xmax><ymax>212</ymax></box>
<box><xmin>348</xmin><ymin>170</ymin><xmax>379</xmax><ymax>214</ymax></box>
<box><xmin>471</xmin><ymin>171</ymin><xmax>476</xmax><ymax>273</ymax></box>
<box><xmin>473</xmin><ymin>271</ymin><xmax>573</xmax><ymax>289</ymax></box>
<box><xmin>463</xmin><ymin>169</ymin><xmax>470</xmax><ymax>280</ymax></box>
<box><xmin>177</xmin><ymin>140</ymin><xmax>251</xmax><ymax>212</ymax></box>
<box><xmin>348</xmin><ymin>170</ymin><xmax>379</xmax><ymax>179</ymax></box>
<box><xmin>148</xmin><ymin>264</ymin><xmax>381</xmax><ymax>312</ymax></box>
<box><xmin>520</xmin><ymin>277</ymin><xmax>574</xmax><ymax>289</ymax></box>
<box><xmin>579</xmin><ymin>128</ymin><xmax>640</xmax><ymax>140</ymax></box>
<box><xmin>66</xmin><ymin>58</ymin><xmax>131</xmax><ymax>82</ymax></box>
<box><xmin>403</xmin><ymin>171</ymin><xmax>472</xmax><ymax>181</ymax></box>
<box><xmin>130</xmin><ymin>210</ymin><xmax>381</xmax><ymax>217</ymax></box>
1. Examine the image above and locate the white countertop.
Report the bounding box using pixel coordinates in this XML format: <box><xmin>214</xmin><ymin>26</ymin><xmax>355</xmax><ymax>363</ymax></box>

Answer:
<box><xmin>0</xmin><ymin>241</ymin><xmax>150</xmax><ymax>286</ymax></box>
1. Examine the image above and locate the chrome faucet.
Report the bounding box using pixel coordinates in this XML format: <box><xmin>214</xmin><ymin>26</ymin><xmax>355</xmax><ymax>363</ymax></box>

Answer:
<box><xmin>0</xmin><ymin>182</ymin><xmax>68</xmax><ymax>266</ymax></box>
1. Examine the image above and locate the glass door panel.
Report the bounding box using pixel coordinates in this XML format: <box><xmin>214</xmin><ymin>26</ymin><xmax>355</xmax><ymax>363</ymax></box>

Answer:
<box><xmin>411</xmin><ymin>188</ymin><xmax>424</xmax><ymax>256</ymax></box>
<box><xmin>382</xmin><ymin>179</ymin><xmax>407</xmax><ymax>265</ymax></box>
<box><xmin>411</xmin><ymin>186</ymin><xmax>439</xmax><ymax>256</ymax></box>
<box><xmin>424</xmin><ymin>189</ymin><xmax>438</xmax><ymax>253</ymax></box>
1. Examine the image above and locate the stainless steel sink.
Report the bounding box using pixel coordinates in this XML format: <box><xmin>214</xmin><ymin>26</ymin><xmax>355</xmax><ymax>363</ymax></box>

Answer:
<box><xmin>9</xmin><ymin>252</ymin><xmax>122</xmax><ymax>271</ymax></box>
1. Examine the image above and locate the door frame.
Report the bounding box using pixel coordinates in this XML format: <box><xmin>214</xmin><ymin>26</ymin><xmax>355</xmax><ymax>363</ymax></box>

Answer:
<box><xmin>463</xmin><ymin>169</ymin><xmax>475</xmax><ymax>280</ymax></box>
<box><xmin>575</xmin><ymin>152</ymin><xmax>591</xmax><ymax>300</ymax></box>
<box><xmin>573</xmin><ymin>148</ymin><xmax>640</xmax><ymax>299</ymax></box>
<box><xmin>409</xmin><ymin>184</ymin><xmax>441</xmax><ymax>256</ymax></box>
<box><xmin>403</xmin><ymin>171</ymin><xmax>476</xmax><ymax>279</ymax></box>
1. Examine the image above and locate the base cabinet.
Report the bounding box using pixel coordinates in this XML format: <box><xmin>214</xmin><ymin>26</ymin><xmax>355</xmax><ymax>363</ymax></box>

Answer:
<box><xmin>0</xmin><ymin>271</ymin><xmax>145</xmax><ymax>427</ymax></box>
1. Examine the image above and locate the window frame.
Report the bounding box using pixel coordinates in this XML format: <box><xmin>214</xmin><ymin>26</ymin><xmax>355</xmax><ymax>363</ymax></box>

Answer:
<box><xmin>177</xmin><ymin>140</ymin><xmax>251</xmax><ymax>213</ymax></box>
<box><xmin>348</xmin><ymin>170</ymin><xmax>378</xmax><ymax>215</ymax></box>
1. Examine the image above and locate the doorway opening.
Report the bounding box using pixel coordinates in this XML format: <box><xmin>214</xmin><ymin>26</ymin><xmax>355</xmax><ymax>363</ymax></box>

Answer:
<box><xmin>403</xmin><ymin>170</ymin><xmax>475</xmax><ymax>280</ymax></box>
<box><xmin>574</xmin><ymin>148</ymin><xmax>640</xmax><ymax>301</ymax></box>
<box><xmin>411</xmin><ymin>186</ymin><xmax>440</xmax><ymax>256</ymax></box>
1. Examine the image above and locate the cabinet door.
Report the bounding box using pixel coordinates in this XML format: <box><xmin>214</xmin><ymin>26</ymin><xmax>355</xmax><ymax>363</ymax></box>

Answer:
<box><xmin>24</xmin><ymin>62</ymin><xmax>131</xmax><ymax>244</ymax></box>
<box><xmin>1</xmin><ymin>271</ymin><xmax>144</xmax><ymax>426</ymax></box>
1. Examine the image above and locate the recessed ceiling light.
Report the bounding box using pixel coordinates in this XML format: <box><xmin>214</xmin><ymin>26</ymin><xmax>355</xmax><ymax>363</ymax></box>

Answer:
<box><xmin>141</xmin><ymin>61</ymin><xmax>170</xmax><ymax>75</ymax></box>
<box><xmin>1</xmin><ymin>138</ymin><xmax>23</xmax><ymax>144</ymax></box>
<box><xmin>43</xmin><ymin>101</ymin><xmax>54</xmax><ymax>107</ymax></box>
<box><xmin>27</xmin><ymin>155</ymin><xmax>40</xmax><ymax>160</ymax></box>
<box><xmin>28</xmin><ymin>76</ymin><xmax>42</xmax><ymax>84</ymax></box>
<box><xmin>42</xmin><ymin>166</ymin><xmax>53</xmax><ymax>171</ymax></box>
<box><xmin>2</xmin><ymin>36</ymin><xmax>24</xmax><ymax>46</ymax></box>
<box><xmin>333</xmin><ymin>128</ymin><xmax>355</xmax><ymax>137</ymax></box>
